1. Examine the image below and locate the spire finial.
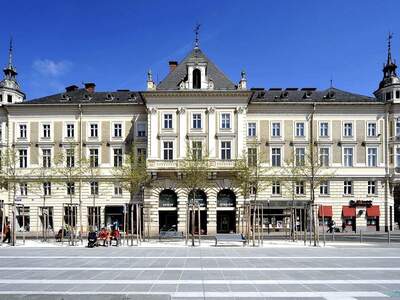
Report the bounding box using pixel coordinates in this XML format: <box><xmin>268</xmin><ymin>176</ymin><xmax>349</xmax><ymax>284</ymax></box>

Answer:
<box><xmin>387</xmin><ymin>32</ymin><xmax>393</xmax><ymax>64</ymax></box>
<box><xmin>194</xmin><ymin>23</ymin><xmax>201</xmax><ymax>48</ymax></box>
<box><xmin>8</xmin><ymin>37</ymin><xmax>13</xmax><ymax>69</ymax></box>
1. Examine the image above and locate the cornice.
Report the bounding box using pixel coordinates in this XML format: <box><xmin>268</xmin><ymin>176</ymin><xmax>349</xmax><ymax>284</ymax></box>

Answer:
<box><xmin>143</xmin><ymin>90</ymin><xmax>252</xmax><ymax>98</ymax></box>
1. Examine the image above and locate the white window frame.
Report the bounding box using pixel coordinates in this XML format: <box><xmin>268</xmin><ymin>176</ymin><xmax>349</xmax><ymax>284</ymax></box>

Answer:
<box><xmin>192</xmin><ymin>113</ymin><xmax>202</xmax><ymax>129</ymax></box>
<box><xmin>271</xmin><ymin>122</ymin><xmax>281</xmax><ymax>138</ymax></box>
<box><xmin>112</xmin><ymin>147</ymin><xmax>123</xmax><ymax>167</ymax></box>
<box><xmin>41</xmin><ymin>148</ymin><xmax>52</xmax><ymax>168</ymax></box>
<box><xmin>367</xmin><ymin>147</ymin><xmax>378</xmax><ymax>167</ymax></box>
<box><xmin>367</xmin><ymin>180</ymin><xmax>377</xmax><ymax>195</ymax></box>
<box><xmin>366</xmin><ymin>122</ymin><xmax>377</xmax><ymax>138</ymax></box>
<box><xmin>18</xmin><ymin>148</ymin><xmax>28</xmax><ymax>168</ymax></box>
<box><xmin>343</xmin><ymin>122</ymin><xmax>354</xmax><ymax>138</ymax></box>
<box><xmin>163</xmin><ymin>141</ymin><xmax>174</xmax><ymax>160</ymax></box>
<box><xmin>319</xmin><ymin>147</ymin><xmax>330</xmax><ymax>167</ymax></box>
<box><xmin>112</xmin><ymin>122</ymin><xmax>123</xmax><ymax>139</ymax></box>
<box><xmin>19</xmin><ymin>182</ymin><xmax>28</xmax><ymax>196</ymax></box>
<box><xmin>343</xmin><ymin>147</ymin><xmax>354</xmax><ymax>167</ymax></box>
<box><xmin>271</xmin><ymin>147</ymin><xmax>282</xmax><ymax>167</ymax></box>
<box><xmin>41</xmin><ymin>123</ymin><xmax>51</xmax><ymax>140</ymax></box>
<box><xmin>163</xmin><ymin>113</ymin><xmax>173</xmax><ymax>129</ymax></box>
<box><xmin>65</xmin><ymin>147</ymin><xmax>75</xmax><ymax>168</ymax></box>
<box><xmin>43</xmin><ymin>182</ymin><xmax>51</xmax><ymax>196</ymax></box>
<box><xmin>295</xmin><ymin>147</ymin><xmax>305</xmax><ymax>166</ymax></box>
<box><xmin>17</xmin><ymin>123</ymin><xmax>28</xmax><ymax>140</ymax></box>
<box><xmin>247</xmin><ymin>122</ymin><xmax>256</xmax><ymax>137</ymax></box>
<box><xmin>65</xmin><ymin>122</ymin><xmax>75</xmax><ymax>140</ymax></box>
<box><xmin>396</xmin><ymin>118</ymin><xmax>400</xmax><ymax>137</ymax></box>
<box><xmin>295</xmin><ymin>181</ymin><xmax>305</xmax><ymax>195</ymax></box>
<box><xmin>88</xmin><ymin>148</ymin><xmax>100</xmax><ymax>167</ymax></box>
<box><xmin>221</xmin><ymin>141</ymin><xmax>232</xmax><ymax>160</ymax></box>
<box><xmin>344</xmin><ymin>180</ymin><xmax>353</xmax><ymax>195</ymax></box>
<box><xmin>320</xmin><ymin>181</ymin><xmax>329</xmax><ymax>195</ymax></box>
<box><xmin>67</xmin><ymin>182</ymin><xmax>75</xmax><ymax>196</ymax></box>
<box><xmin>295</xmin><ymin>122</ymin><xmax>305</xmax><ymax>138</ymax></box>
<box><xmin>88</xmin><ymin>122</ymin><xmax>100</xmax><ymax>139</ymax></box>
<box><xmin>272</xmin><ymin>181</ymin><xmax>281</xmax><ymax>195</ymax></box>
<box><xmin>90</xmin><ymin>181</ymin><xmax>99</xmax><ymax>196</ymax></box>
<box><xmin>114</xmin><ymin>182</ymin><xmax>123</xmax><ymax>197</ymax></box>
<box><xmin>220</xmin><ymin>113</ymin><xmax>231</xmax><ymax>130</ymax></box>
<box><xmin>396</xmin><ymin>147</ymin><xmax>400</xmax><ymax>167</ymax></box>
<box><xmin>319</xmin><ymin>121</ymin><xmax>330</xmax><ymax>138</ymax></box>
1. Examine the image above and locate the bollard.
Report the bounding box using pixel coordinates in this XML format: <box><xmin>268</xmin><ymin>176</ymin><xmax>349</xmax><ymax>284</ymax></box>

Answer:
<box><xmin>388</xmin><ymin>230</ymin><xmax>391</xmax><ymax>245</ymax></box>
<box><xmin>360</xmin><ymin>230</ymin><xmax>362</xmax><ymax>243</ymax></box>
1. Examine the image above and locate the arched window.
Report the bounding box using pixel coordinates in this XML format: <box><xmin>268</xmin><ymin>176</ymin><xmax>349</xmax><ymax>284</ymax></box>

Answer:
<box><xmin>159</xmin><ymin>189</ymin><xmax>177</xmax><ymax>208</ymax></box>
<box><xmin>217</xmin><ymin>189</ymin><xmax>236</xmax><ymax>208</ymax></box>
<box><xmin>188</xmin><ymin>190</ymin><xmax>207</xmax><ymax>207</ymax></box>
<box><xmin>193</xmin><ymin>69</ymin><xmax>201</xmax><ymax>89</ymax></box>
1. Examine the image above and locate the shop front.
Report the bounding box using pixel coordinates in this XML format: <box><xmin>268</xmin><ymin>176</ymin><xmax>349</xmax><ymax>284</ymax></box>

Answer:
<box><xmin>216</xmin><ymin>189</ymin><xmax>236</xmax><ymax>233</ymax></box>
<box><xmin>318</xmin><ymin>205</ymin><xmax>332</xmax><ymax>230</ymax></box>
<box><xmin>188</xmin><ymin>190</ymin><xmax>207</xmax><ymax>235</ymax></box>
<box><xmin>158</xmin><ymin>189</ymin><xmax>178</xmax><ymax>232</ymax></box>
<box><xmin>366</xmin><ymin>205</ymin><xmax>380</xmax><ymax>231</ymax></box>
<box><xmin>342</xmin><ymin>206</ymin><xmax>356</xmax><ymax>232</ymax></box>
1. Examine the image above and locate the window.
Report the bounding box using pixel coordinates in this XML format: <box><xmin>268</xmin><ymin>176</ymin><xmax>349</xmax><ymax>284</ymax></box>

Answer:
<box><xmin>43</xmin><ymin>182</ymin><xmax>51</xmax><ymax>196</ymax></box>
<box><xmin>295</xmin><ymin>181</ymin><xmax>305</xmax><ymax>195</ymax></box>
<box><xmin>221</xmin><ymin>141</ymin><xmax>231</xmax><ymax>160</ymax></box>
<box><xmin>66</xmin><ymin>124</ymin><xmax>75</xmax><ymax>138</ymax></box>
<box><xmin>42</xmin><ymin>149</ymin><xmax>51</xmax><ymax>168</ymax></box>
<box><xmin>19</xmin><ymin>149</ymin><xmax>27</xmax><ymax>168</ymax></box>
<box><xmin>90</xmin><ymin>181</ymin><xmax>99</xmax><ymax>195</ymax></box>
<box><xmin>192</xmin><ymin>114</ymin><xmax>202</xmax><ymax>129</ymax></box>
<box><xmin>272</xmin><ymin>122</ymin><xmax>281</xmax><ymax>137</ymax></box>
<box><xmin>295</xmin><ymin>122</ymin><xmax>305</xmax><ymax>137</ymax></box>
<box><xmin>248</xmin><ymin>123</ymin><xmax>256</xmax><ymax>137</ymax></box>
<box><xmin>344</xmin><ymin>180</ymin><xmax>353</xmax><ymax>195</ymax></box>
<box><xmin>89</xmin><ymin>123</ymin><xmax>98</xmax><ymax>138</ymax></box>
<box><xmin>320</xmin><ymin>122</ymin><xmax>329</xmax><ymax>137</ymax></box>
<box><xmin>192</xmin><ymin>141</ymin><xmax>202</xmax><ymax>160</ymax></box>
<box><xmin>67</xmin><ymin>182</ymin><xmax>75</xmax><ymax>195</ymax></box>
<box><xmin>343</xmin><ymin>147</ymin><xmax>353</xmax><ymax>167</ymax></box>
<box><xmin>20</xmin><ymin>183</ymin><xmax>28</xmax><ymax>196</ymax></box>
<box><xmin>221</xmin><ymin>113</ymin><xmax>231</xmax><ymax>129</ymax></box>
<box><xmin>89</xmin><ymin>149</ymin><xmax>99</xmax><ymax>167</ymax></box>
<box><xmin>396</xmin><ymin>119</ymin><xmax>400</xmax><ymax>137</ymax></box>
<box><xmin>367</xmin><ymin>147</ymin><xmax>377</xmax><ymax>167</ymax></box>
<box><xmin>397</xmin><ymin>90</ymin><xmax>400</xmax><ymax>99</ymax></box>
<box><xmin>295</xmin><ymin>148</ymin><xmax>305</xmax><ymax>166</ymax></box>
<box><xmin>66</xmin><ymin>149</ymin><xmax>75</xmax><ymax>167</ymax></box>
<box><xmin>271</xmin><ymin>148</ymin><xmax>281</xmax><ymax>167</ymax></box>
<box><xmin>367</xmin><ymin>123</ymin><xmax>377</xmax><ymax>137</ymax></box>
<box><xmin>320</xmin><ymin>181</ymin><xmax>329</xmax><ymax>195</ymax></box>
<box><xmin>7</xmin><ymin>94</ymin><xmax>12</xmax><ymax>103</ymax></box>
<box><xmin>319</xmin><ymin>147</ymin><xmax>329</xmax><ymax>167</ymax></box>
<box><xmin>163</xmin><ymin>114</ymin><xmax>173</xmax><ymax>129</ymax></box>
<box><xmin>386</xmin><ymin>91</ymin><xmax>392</xmax><ymax>101</ymax></box>
<box><xmin>137</xmin><ymin>148</ymin><xmax>147</xmax><ymax>162</ymax></box>
<box><xmin>193</xmin><ymin>69</ymin><xmax>201</xmax><ymax>89</ymax></box>
<box><xmin>0</xmin><ymin>94</ymin><xmax>2</xmax><ymax>102</ymax></box>
<box><xmin>114</xmin><ymin>183</ymin><xmax>123</xmax><ymax>196</ymax></box>
<box><xmin>113</xmin><ymin>123</ymin><xmax>122</xmax><ymax>138</ymax></box>
<box><xmin>19</xmin><ymin>124</ymin><xmax>27</xmax><ymax>139</ymax></box>
<box><xmin>163</xmin><ymin>141</ymin><xmax>173</xmax><ymax>160</ymax></box>
<box><xmin>42</xmin><ymin>124</ymin><xmax>51</xmax><ymax>139</ymax></box>
<box><xmin>248</xmin><ymin>148</ymin><xmax>257</xmax><ymax>166</ymax></box>
<box><xmin>113</xmin><ymin>148</ymin><xmax>123</xmax><ymax>167</ymax></box>
<box><xmin>397</xmin><ymin>148</ymin><xmax>400</xmax><ymax>167</ymax></box>
<box><xmin>368</xmin><ymin>181</ymin><xmax>376</xmax><ymax>195</ymax></box>
<box><xmin>343</xmin><ymin>122</ymin><xmax>353</xmax><ymax>137</ymax></box>
<box><xmin>137</xmin><ymin>123</ymin><xmax>146</xmax><ymax>137</ymax></box>
<box><xmin>272</xmin><ymin>181</ymin><xmax>281</xmax><ymax>195</ymax></box>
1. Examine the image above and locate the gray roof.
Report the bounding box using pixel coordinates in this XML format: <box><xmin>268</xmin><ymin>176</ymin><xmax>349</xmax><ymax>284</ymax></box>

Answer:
<box><xmin>156</xmin><ymin>47</ymin><xmax>237</xmax><ymax>90</ymax></box>
<box><xmin>23</xmin><ymin>89</ymin><xmax>144</xmax><ymax>105</ymax></box>
<box><xmin>250</xmin><ymin>87</ymin><xmax>379</xmax><ymax>103</ymax></box>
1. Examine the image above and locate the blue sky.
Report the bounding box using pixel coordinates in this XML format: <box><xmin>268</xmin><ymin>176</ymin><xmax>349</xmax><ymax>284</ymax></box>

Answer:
<box><xmin>1</xmin><ymin>0</ymin><xmax>399</xmax><ymax>99</ymax></box>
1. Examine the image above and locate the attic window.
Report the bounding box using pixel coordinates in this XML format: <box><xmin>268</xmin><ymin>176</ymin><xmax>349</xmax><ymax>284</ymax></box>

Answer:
<box><xmin>128</xmin><ymin>94</ymin><xmax>137</xmax><ymax>102</ymax></box>
<box><xmin>327</xmin><ymin>91</ymin><xmax>335</xmax><ymax>99</ymax></box>
<box><xmin>83</xmin><ymin>94</ymin><xmax>92</xmax><ymax>101</ymax></box>
<box><xmin>106</xmin><ymin>93</ymin><xmax>114</xmax><ymax>101</ymax></box>
<box><xmin>280</xmin><ymin>91</ymin><xmax>289</xmax><ymax>99</ymax></box>
<box><xmin>303</xmin><ymin>91</ymin><xmax>312</xmax><ymax>99</ymax></box>
<box><xmin>193</xmin><ymin>69</ymin><xmax>201</xmax><ymax>89</ymax></box>
<box><xmin>60</xmin><ymin>94</ymin><xmax>71</xmax><ymax>102</ymax></box>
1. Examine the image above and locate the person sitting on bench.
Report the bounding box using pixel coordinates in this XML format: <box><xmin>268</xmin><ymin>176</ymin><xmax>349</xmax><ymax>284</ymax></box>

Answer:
<box><xmin>98</xmin><ymin>227</ymin><xmax>109</xmax><ymax>246</ymax></box>
<box><xmin>110</xmin><ymin>226</ymin><xmax>121</xmax><ymax>246</ymax></box>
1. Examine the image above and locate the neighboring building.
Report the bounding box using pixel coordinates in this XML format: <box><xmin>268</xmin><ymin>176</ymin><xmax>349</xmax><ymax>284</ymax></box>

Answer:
<box><xmin>0</xmin><ymin>36</ymin><xmax>398</xmax><ymax>237</ymax></box>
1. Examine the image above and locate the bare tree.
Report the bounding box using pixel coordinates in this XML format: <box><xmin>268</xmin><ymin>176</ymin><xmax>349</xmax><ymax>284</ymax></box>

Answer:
<box><xmin>179</xmin><ymin>142</ymin><xmax>210</xmax><ymax>246</ymax></box>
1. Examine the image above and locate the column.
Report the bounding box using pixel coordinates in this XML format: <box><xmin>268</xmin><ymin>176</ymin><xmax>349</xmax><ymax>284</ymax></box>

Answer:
<box><xmin>207</xmin><ymin>189</ymin><xmax>217</xmax><ymax>235</ymax></box>
<box><xmin>207</xmin><ymin>107</ymin><xmax>216</xmax><ymax>158</ymax></box>
<box><xmin>177</xmin><ymin>190</ymin><xmax>187</xmax><ymax>234</ymax></box>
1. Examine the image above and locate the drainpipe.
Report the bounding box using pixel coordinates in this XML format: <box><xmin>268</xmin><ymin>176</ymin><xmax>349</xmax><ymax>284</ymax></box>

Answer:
<box><xmin>384</xmin><ymin>103</ymin><xmax>390</xmax><ymax>232</ymax></box>
<box><xmin>78</xmin><ymin>104</ymin><xmax>83</xmax><ymax>238</ymax></box>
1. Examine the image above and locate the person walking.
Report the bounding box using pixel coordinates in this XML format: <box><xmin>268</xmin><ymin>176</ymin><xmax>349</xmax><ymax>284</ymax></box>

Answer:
<box><xmin>2</xmin><ymin>222</ymin><xmax>11</xmax><ymax>244</ymax></box>
<box><xmin>342</xmin><ymin>221</ymin><xmax>346</xmax><ymax>233</ymax></box>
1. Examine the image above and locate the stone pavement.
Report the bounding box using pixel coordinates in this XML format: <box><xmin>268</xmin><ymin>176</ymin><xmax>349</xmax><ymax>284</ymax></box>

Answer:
<box><xmin>0</xmin><ymin>245</ymin><xmax>399</xmax><ymax>299</ymax></box>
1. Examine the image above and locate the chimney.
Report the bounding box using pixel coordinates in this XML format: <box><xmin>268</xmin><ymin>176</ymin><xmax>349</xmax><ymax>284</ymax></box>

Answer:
<box><xmin>65</xmin><ymin>85</ymin><xmax>79</xmax><ymax>93</ymax></box>
<box><xmin>84</xmin><ymin>82</ymin><xmax>96</xmax><ymax>93</ymax></box>
<box><xmin>168</xmin><ymin>61</ymin><xmax>178</xmax><ymax>72</ymax></box>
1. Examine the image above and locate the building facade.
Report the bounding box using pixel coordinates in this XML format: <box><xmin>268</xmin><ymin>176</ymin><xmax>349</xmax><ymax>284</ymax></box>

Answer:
<box><xmin>0</xmin><ymin>38</ymin><xmax>399</xmax><ymax>237</ymax></box>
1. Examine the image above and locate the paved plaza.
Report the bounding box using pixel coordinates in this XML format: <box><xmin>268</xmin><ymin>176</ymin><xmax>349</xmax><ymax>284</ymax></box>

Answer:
<box><xmin>0</xmin><ymin>241</ymin><xmax>399</xmax><ymax>299</ymax></box>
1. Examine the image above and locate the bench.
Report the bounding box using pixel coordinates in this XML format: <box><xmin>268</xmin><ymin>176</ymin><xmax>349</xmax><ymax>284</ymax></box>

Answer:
<box><xmin>215</xmin><ymin>233</ymin><xmax>246</xmax><ymax>246</ymax></box>
<box><xmin>159</xmin><ymin>230</ymin><xmax>183</xmax><ymax>241</ymax></box>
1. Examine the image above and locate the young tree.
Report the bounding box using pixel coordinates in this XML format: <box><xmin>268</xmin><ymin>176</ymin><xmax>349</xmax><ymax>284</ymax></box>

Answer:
<box><xmin>233</xmin><ymin>148</ymin><xmax>269</xmax><ymax>246</ymax></box>
<box><xmin>179</xmin><ymin>142</ymin><xmax>210</xmax><ymax>246</ymax></box>
<box><xmin>113</xmin><ymin>143</ymin><xmax>150</xmax><ymax>244</ymax></box>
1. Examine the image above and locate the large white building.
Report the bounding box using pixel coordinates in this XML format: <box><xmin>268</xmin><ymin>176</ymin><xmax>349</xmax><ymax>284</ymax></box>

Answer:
<box><xmin>0</xmin><ymin>36</ymin><xmax>399</xmax><ymax>237</ymax></box>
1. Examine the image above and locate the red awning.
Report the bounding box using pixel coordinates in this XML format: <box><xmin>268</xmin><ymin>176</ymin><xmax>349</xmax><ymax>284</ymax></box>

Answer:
<box><xmin>367</xmin><ymin>205</ymin><xmax>380</xmax><ymax>217</ymax></box>
<box><xmin>342</xmin><ymin>206</ymin><xmax>356</xmax><ymax>217</ymax></box>
<box><xmin>318</xmin><ymin>206</ymin><xmax>333</xmax><ymax>217</ymax></box>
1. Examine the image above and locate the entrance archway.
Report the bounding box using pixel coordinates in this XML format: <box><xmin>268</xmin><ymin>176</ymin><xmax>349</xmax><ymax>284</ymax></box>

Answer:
<box><xmin>217</xmin><ymin>189</ymin><xmax>236</xmax><ymax>233</ymax></box>
<box><xmin>159</xmin><ymin>189</ymin><xmax>178</xmax><ymax>232</ymax></box>
<box><xmin>188</xmin><ymin>190</ymin><xmax>207</xmax><ymax>234</ymax></box>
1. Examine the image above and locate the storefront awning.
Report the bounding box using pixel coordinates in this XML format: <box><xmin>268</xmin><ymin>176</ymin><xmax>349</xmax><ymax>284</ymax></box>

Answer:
<box><xmin>367</xmin><ymin>205</ymin><xmax>380</xmax><ymax>217</ymax></box>
<box><xmin>342</xmin><ymin>206</ymin><xmax>356</xmax><ymax>217</ymax></box>
<box><xmin>318</xmin><ymin>206</ymin><xmax>332</xmax><ymax>217</ymax></box>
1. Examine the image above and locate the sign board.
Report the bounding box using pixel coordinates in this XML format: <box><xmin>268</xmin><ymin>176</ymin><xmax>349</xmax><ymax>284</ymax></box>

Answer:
<box><xmin>349</xmin><ymin>200</ymin><xmax>372</xmax><ymax>208</ymax></box>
